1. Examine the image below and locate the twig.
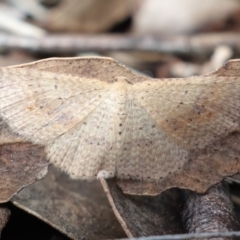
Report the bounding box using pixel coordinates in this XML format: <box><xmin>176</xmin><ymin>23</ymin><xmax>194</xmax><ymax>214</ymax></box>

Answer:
<box><xmin>115</xmin><ymin>231</ymin><xmax>240</xmax><ymax>240</ymax></box>
<box><xmin>0</xmin><ymin>33</ymin><xmax>240</xmax><ymax>55</ymax></box>
<box><xmin>182</xmin><ymin>183</ymin><xmax>240</xmax><ymax>239</ymax></box>
<box><xmin>0</xmin><ymin>13</ymin><xmax>45</xmax><ymax>37</ymax></box>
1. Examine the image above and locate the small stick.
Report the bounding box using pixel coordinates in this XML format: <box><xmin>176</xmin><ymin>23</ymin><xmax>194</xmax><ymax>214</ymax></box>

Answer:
<box><xmin>0</xmin><ymin>33</ymin><xmax>240</xmax><ymax>55</ymax></box>
<box><xmin>182</xmin><ymin>183</ymin><xmax>240</xmax><ymax>239</ymax></box>
<box><xmin>114</xmin><ymin>231</ymin><xmax>240</xmax><ymax>240</ymax></box>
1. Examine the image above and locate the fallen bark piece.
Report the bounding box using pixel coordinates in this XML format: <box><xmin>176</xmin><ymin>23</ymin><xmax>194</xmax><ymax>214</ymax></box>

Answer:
<box><xmin>12</xmin><ymin>166</ymin><xmax>126</xmax><ymax>240</ymax></box>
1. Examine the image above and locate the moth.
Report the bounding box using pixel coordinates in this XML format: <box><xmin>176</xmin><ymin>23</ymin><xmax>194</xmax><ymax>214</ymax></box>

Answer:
<box><xmin>0</xmin><ymin>57</ymin><xmax>240</xmax><ymax>195</ymax></box>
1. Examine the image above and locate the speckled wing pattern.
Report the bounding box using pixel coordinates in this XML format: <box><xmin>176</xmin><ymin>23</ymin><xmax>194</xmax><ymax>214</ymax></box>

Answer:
<box><xmin>0</xmin><ymin>57</ymin><xmax>240</xmax><ymax>194</ymax></box>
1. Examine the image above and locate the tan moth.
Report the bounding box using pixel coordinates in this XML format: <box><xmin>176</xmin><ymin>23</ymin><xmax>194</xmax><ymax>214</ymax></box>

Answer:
<box><xmin>0</xmin><ymin>57</ymin><xmax>240</xmax><ymax>195</ymax></box>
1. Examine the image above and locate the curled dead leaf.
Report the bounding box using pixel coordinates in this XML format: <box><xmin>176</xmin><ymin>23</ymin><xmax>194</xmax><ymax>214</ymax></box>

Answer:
<box><xmin>12</xmin><ymin>166</ymin><xmax>126</xmax><ymax>240</ymax></box>
<box><xmin>0</xmin><ymin>118</ymin><xmax>49</xmax><ymax>202</ymax></box>
<box><xmin>100</xmin><ymin>178</ymin><xmax>184</xmax><ymax>237</ymax></box>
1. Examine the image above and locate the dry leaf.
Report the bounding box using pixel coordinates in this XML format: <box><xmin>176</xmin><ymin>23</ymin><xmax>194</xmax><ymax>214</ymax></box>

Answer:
<box><xmin>0</xmin><ymin>206</ymin><xmax>10</xmax><ymax>237</ymax></box>
<box><xmin>132</xmin><ymin>0</ymin><xmax>240</xmax><ymax>35</ymax></box>
<box><xmin>1</xmin><ymin>57</ymin><xmax>240</xmax><ymax>196</ymax></box>
<box><xmin>12</xmin><ymin>166</ymin><xmax>126</xmax><ymax>240</ymax></box>
<box><xmin>0</xmin><ymin>118</ymin><xmax>49</xmax><ymax>202</ymax></box>
<box><xmin>100</xmin><ymin>178</ymin><xmax>184</xmax><ymax>237</ymax></box>
<box><xmin>36</xmin><ymin>0</ymin><xmax>133</xmax><ymax>32</ymax></box>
